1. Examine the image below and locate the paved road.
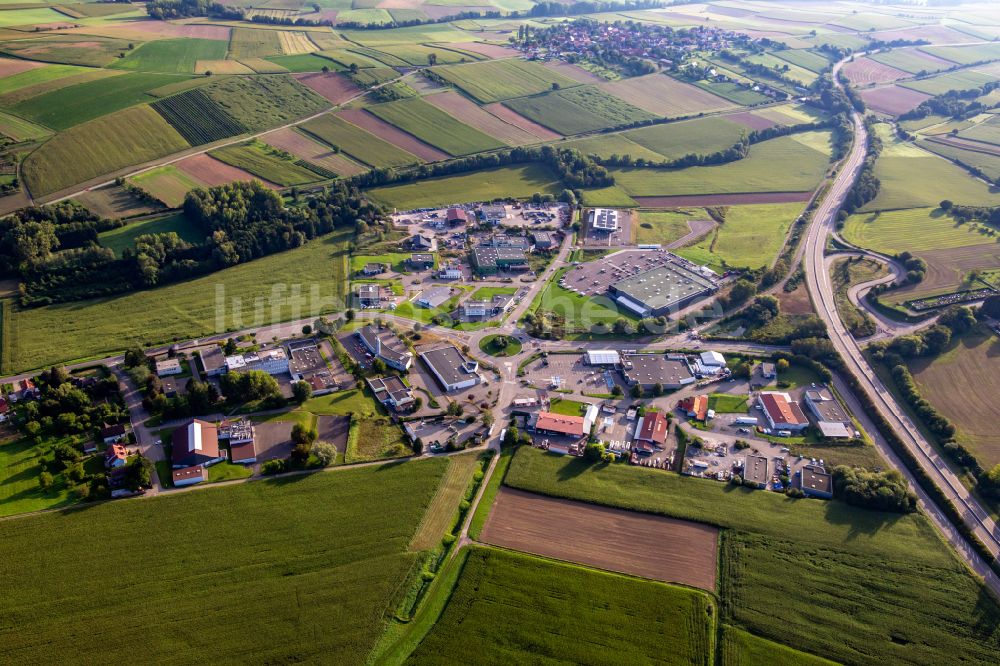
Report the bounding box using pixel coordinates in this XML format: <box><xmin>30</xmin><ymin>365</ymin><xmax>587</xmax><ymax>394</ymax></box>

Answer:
<box><xmin>803</xmin><ymin>57</ymin><xmax>1000</xmax><ymax>593</ymax></box>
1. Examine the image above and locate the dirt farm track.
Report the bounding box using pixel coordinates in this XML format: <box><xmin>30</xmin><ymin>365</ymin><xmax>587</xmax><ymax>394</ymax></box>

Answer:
<box><xmin>480</xmin><ymin>488</ymin><xmax>719</xmax><ymax>591</ymax></box>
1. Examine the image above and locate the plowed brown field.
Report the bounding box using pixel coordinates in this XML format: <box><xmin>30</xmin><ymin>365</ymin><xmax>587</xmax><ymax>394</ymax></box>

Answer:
<box><xmin>336</xmin><ymin>108</ymin><xmax>448</xmax><ymax>161</ymax></box>
<box><xmin>859</xmin><ymin>85</ymin><xmax>930</xmax><ymax>116</ymax></box>
<box><xmin>175</xmin><ymin>154</ymin><xmax>277</xmax><ymax>188</ymax></box>
<box><xmin>842</xmin><ymin>58</ymin><xmax>909</xmax><ymax>86</ymax></box>
<box><xmin>483</xmin><ymin>103</ymin><xmax>561</xmax><ymax>140</ymax></box>
<box><xmin>261</xmin><ymin>127</ymin><xmax>366</xmax><ymax>176</ymax></box>
<box><xmin>293</xmin><ymin>72</ymin><xmax>361</xmax><ymax>105</ymax></box>
<box><xmin>480</xmin><ymin>487</ymin><xmax>719</xmax><ymax>591</ymax></box>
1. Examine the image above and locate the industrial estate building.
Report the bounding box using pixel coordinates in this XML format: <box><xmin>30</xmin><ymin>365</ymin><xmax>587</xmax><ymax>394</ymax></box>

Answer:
<box><xmin>420</xmin><ymin>346</ymin><xmax>480</xmax><ymax>392</ymax></box>
<box><xmin>609</xmin><ymin>262</ymin><xmax>719</xmax><ymax>317</ymax></box>
<box><xmin>758</xmin><ymin>392</ymin><xmax>809</xmax><ymax>432</ymax></box>
<box><xmin>357</xmin><ymin>325</ymin><xmax>413</xmax><ymax>371</ymax></box>
<box><xmin>622</xmin><ymin>353</ymin><xmax>696</xmax><ymax>390</ymax></box>
<box><xmin>588</xmin><ymin>208</ymin><xmax>619</xmax><ymax>232</ymax></box>
<box><xmin>804</xmin><ymin>388</ymin><xmax>854</xmax><ymax>439</ymax></box>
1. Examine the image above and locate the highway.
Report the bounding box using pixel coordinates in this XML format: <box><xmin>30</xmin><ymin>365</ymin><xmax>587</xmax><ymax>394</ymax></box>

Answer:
<box><xmin>803</xmin><ymin>58</ymin><xmax>1000</xmax><ymax>593</ymax></box>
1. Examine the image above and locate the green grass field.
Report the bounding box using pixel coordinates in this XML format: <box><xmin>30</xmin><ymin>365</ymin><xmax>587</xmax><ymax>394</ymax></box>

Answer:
<box><xmin>869</xmin><ymin>48</ymin><xmax>953</xmax><ymax>75</ymax></box>
<box><xmin>675</xmin><ymin>203</ymin><xmax>802</xmax><ymax>271</ymax></box>
<box><xmin>0</xmin><ymin>7</ymin><xmax>67</xmax><ymax>26</ymax></box>
<box><xmin>843</xmin><ymin>207</ymin><xmax>999</xmax><ymax>254</ymax></box>
<box><xmin>9</xmin><ymin>71</ymin><xmax>186</xmax><ymax>131</ymax></box>
<box><xmin>504</xmin><ymin>85</ymin><xmax>657</xmax><ymax>135</ymax></box>
<box><xmin>479</xmin><ymin>334</ymin><xmax>522</xmax><ymax>357</ymax></box>
<box><xmin>301</xmin><ymin>114</ymin><xmax>417</xmax><ymax>167</ymax></box>
<box><xmin>408</xmin><ymin>547</ymin><xmax>714</xmax><ymax>665</ymax></box>
<box><xmin>958</xmin><ymin>115</ymin><xmax>1000</xmax><ymax>146</ymax></box>
<box><xmin>861</xmin><ymin>126</ymin><xmax>1000</xmax><ymax>211</ymax></box>
<box><xmin>693</xmin><ymin>80</ymin><xmax>770</xmax><ymax>105</ymax></box>
<box><xmin>409</xmin><ymin>452</ymin><xmax>481</xmax><ymax>551</ymax></box>
<box><xmin>745</xmin><ymin>52</ymin><xmax>817</xmax><ymax>85</ymax></box>
<box><xmin>265</xmin><ymin>53</ymin><xmax>343</xmax><ymax>72</ymax></box>
<box><xmin>0</xmin><ymin>35</ymin><xmax>132</xmax><ymax>67</ymax></box>
<box><xmin>720</xmin><ymin>626</ymin><xmax>836</xmax><ymax>666</ymax></box>
<box><xmin>201</xmin><ymin>74</ymin><xmax>329</xmax><ymax>131</ymax></box>
<box><xmin>229</xmin><ymin>26</ymin><xmax>282</xmax><ymax>58</ymax></box>
<box><xmin>0</xmin><ymin>109</ymin><xmax>51</xmax><ymax>141</ymax></box>
<box><xmin>432</xmin><ymin>59</ymin><xmax>579</xmax><ymax>103</ymax></box>
<box><xmin>22</xmin><ymin>104</ymin><xmax>190</xmax><ymax>197</ymax></box>
<box><xmin>112</xmin><ymin>38</ymin><xmax>228</xmax><ymax>74</ymax></box>
<box><xmin>0</xmin><ymin>458</ymin><xmax>448</xmax><ymax>663</ymax></box>
<box><xmin>634</xmin><ymin>209</ymin><xmax>700</xmax><ymax>245</ymax></box>
<box><xmin>365</xmin><ymin>163</ymin><xmax>561</xmax><ymax>209</ymax></box>
<box><xmin>613</xmin><ymin>132</ymin><xmax>832</xmax><ymax>197</ymax></box>
<box><xmin>0</xmin><ymin>431</ymin><xmax>85</xmax><ymax>517</ymax></box>
<box><xmin>375</xmin><ymin>43</ymin><xmax>482</xmax><ymax>66</ymax></box>
<box><xmin>367</xmin><ymin>96</ymin><xmax>506</xmax><ymax>156</ymax></box>
<box><xmin>98</xmin><ymin>213</ymin><xmax>205</xmax><ymax>256</ymax></box>
<box><xmin>901</xmin><ymin>69</ymin><xmax>997</xmax><ymax>95</ymax></box>
<box><xmin>4</xmin><ymin>231</ymin><xmax>349</xmax><ymax>373</ymax></box>
<box><xmin>210</xmin><ymin>141</ymin><xmax>322</xmax><ymax>186</ymax></box>
<box><xmin>531</xmin><ymin>266</ymin><xmax>637</xmax><ymax>334</ymax></box>
<box><xmin>921</xmin><ymin>43</ymin><xmax>1000</xmax><ymax>66</ymax></box>
<box><xmin>504</xmin><ymin>446</ymin><xmax>1000</xmax><ymax>665</ymax></box>
<box><xmin>622</xmin><ymin>116</ymin><xmax>749</xmax><ymax>161</ymax></box>
<box><xmin>128</xmin><ymin>165</ymin><xmax>204</xmax><ymax>208</ymax></box>
<box><xmin>770</xmin><ymin>48</ymin><xmax>833</xmax><ymax>73</ymax></box>
<box><xmin>918</xmin><ymin>138</ymin><xmax>1000</xmax><ymax>181</ymax></box>
<box><xmin>564</xmin><ymin>132</ymin><xmax>665</xmax><ymax>162</ymax></box>
<box><xmin>0</xmin><ymin>63</ymin><xmax>89</xmax><ymax>98</ymax></box>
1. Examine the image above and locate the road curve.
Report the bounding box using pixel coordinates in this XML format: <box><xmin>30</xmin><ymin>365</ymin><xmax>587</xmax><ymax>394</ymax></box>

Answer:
<box><xmin>804</xmin><ymin>58</ymin><xmax>1000</xmax><ymax>594</ymax></box>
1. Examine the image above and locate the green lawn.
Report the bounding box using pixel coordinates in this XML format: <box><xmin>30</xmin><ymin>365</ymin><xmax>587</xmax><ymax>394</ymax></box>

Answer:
<box><xmin>206</xmin><ymin>460</ymin><xmax>252</xmax><ymax>482</ymax></box>
<box><xmin>479</xmin><ymin>334</ymin><xmax>522</xmax><ymax>357</ymax></box>
<box><xmin>300</xmin><ymin>388</ymin><xmax>382</xmax><ymax>418</ymax></box>
<box><xmin>612</xmin><ymin>132</ymin><xmax>832</xmax><ymax>196</ymax></box>
<box><xmin>365</xmin><ymin>164</ymin><xmax>561</xmax><ymax>210</ymax></box>
<box><xmin>10</xmin><ymin>72</ymin><xmax>188</xmax><ymax>131</ymax></box>
<box><xmin>112</xmin><ymin>38</ymin><xmax>228</xmax><ymax>74</ymax></box>
<box><xmin>547</xmin><ymin>396</ymin><xmax>589</xmax><ymax>416</ymax></box>
<box><xmin>470</xmin><ymin>286</ymin><xmax>516</xmax><ymax>300</ymax></box>
<box><xmin>634</xmin><ymin>209</ymin><xmax>701</xmax><ymax>245</ymax></box>
<box><xmin>0</xmin><ymin>432</ymin><xmax>83</xmax><ymax>517</ymax></box>
<box><xmin>530</xmin><ymin>266</ymin><xmax>638</xmax><ymax>335</ymax></box>
<box><xmin>676</xmin><ymin>203</ymin><xmax>803</xmax><ymax>271</ymax></box>
<box><xmin>707</xmin><ymin>393</ymin><xmax>749</xmax><ymax>413</ymax></box>
<box><xmin>504</xmin><ymin>446</ymin><xmax>1000</xmax><ymax>665</ymax></box>
<box><xmin>408</xmin><ymin>547</ymin><xmax>714</xmax><ymax>665</ymax></box>
<box><xmin>367</xmin><ymin>97</ymin><xmax>506</xmax><ymax>156</ymax></box>
<box><xmin>4</xmin><ymin>231</ymin><xmax>349</xmax><ymax>374</ymax></box>
<box><xmin>98</xmin><ymin>213</ymin><xmax>205</xmax><ymax>256</ymax></box>
<box><xmin>350</xmin><ymin>252</ymin><xmax>421</xmax><ymax>274</ymax></box>
<box><xmin>0</xmin><ymin>459</ymin><xmax>449</xmax><ymax>663</ymax></box>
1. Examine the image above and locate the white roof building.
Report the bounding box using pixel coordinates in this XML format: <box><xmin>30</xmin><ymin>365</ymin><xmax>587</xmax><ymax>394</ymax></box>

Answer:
<box><xmin>699</xmin><ymin>351</ymin><xmax>726</xmax><ymax>367</ymax></box>
<box><xmin>585</xmin><ymin>350</ymin><xmax>621</xmax><ymax>365</ymax></box>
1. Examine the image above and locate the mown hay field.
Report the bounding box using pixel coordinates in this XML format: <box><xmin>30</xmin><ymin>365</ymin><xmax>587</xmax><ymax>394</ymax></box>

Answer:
<box><xmin>98</xmin><ymin>212</ymin><xmax>205</xmax><ymax>256</ymax></box>
<box><xmin>10</xmin><ymin>71</ymin><xmax>186</xmax><ymax>131</ymax></box>
<box><xmin>621</xmin><ymin>115</ymin><xmax>749</xmax><ymax>160</ymax></box>
<box><xmin>0</xmin><ymin>458</ymin><xmax>448</xmax><ymax>663</ymax></box>
<box><xmin>4</xmin><ymin>230</ymin><xmax>350</xmax><ymax>372</ymax></box>
<box><xmin>868</xmin><ymin>47</ymin><xmax>954</xmax><ymax>75</ymax></box>
<box><xmin>407</xmin><ymin>547</ymin><xmax>715</xmax><ymax>666</ymax></box>
<box><xmin>367</xmin><ymin>96</ymin><xmax>506</xmax><ymax>156</ymax></box>
<box><xmin>720</xmin><ymin>626</ymin><xmax>836</xmax><ymax>666</ymax></box>
<box><xmin>909</xmin><ymin>331</ymin><xmax>1000</xmax><ymax>468</ymax></box>
<box><xmin>375</xmin><ymin>43</ymin><xmax>483</xmax><ymax>66</ymax></box>
<box><xmin>921</xmin><ymin>42</ymin><xmax>1000</xmax><ymax>65</ymax></box>
<box><xmin>565</xmin><ymin>132</ymin><xmax>666</xmax><ymax>162</ymax></box>
<box><xmin>432</xmin><ymin>58</ymin><xmax>579</xmax><ymax>103</ymax></box>
<box><xmin>504</xmin><ymin>84</ymin><xmax>657</xmax><ymax>135</ymax></box>
<box><xmin>675</xmin><ymin>203</ymin><xmax>802</xmax><ymax>271</ymax></box>
<box><xmin>22</xmin><ymin>104</ymin><xmax>190</xmax><ymax>197</ymax></box>
<box><xmin>229</xmin><ymin>26</ymin><xmax>283</xmax><ymax>58</ymax></box>
<box><xmin>201</xmin><ymin>74</ymin><xmax>330</xmax><ymax>130</ymax></box>
<box><xmin>612</xmin><ymin>131</ymin><xmax>832</xmax><ymax>197</ymax></box>
<box><xmin>408</xmin><ymin>451</ymin><xmax>481</xmax><ymax>551</ymax></box>
<box><xmin>262</xmin><ymin>127</ymin><xmax>367</xmax><ymax>176</ymax></box>
<box><xmin>0</xmin><ymin>62</ymin><xmax>93</xmax><ymax>98</ymax></box>
<box><xmin>918</xmin><ymin>136</ymin><xmax>1000</xmax><ymax>181</ymax></box>
<box><xmin>128</xmin><ymin>165</ymin><xmax>205</xmax><ymax>208</ymax></box>
<box><xmin>111</xmin><ymin>37</ymin><xmax>228</xmax><ymax>74</ymax></box>
<box><xmin>505</xmin><ymin>446</ymin><xmax>1000</xmax><ymax>666</ymax></box>
<box><xmin>365</xmin><ymin>163</ymin><xmax>561</xmax><ymax>210</ymax></box>
<box><xmin>0</xmin><ymin>110</ymin><xmax>51</xmax><ymax>141</ymax></box>
<box><xmin>300</xmin><ymin>113</ymin><xmax>420</xmax><ymax>167</ymax></box>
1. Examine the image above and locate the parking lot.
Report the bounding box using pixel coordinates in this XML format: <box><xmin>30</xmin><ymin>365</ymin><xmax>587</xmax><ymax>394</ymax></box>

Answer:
<box><xmin>520</xmin><ymin>352</ymin><xmax>627</xmax><ymax>394</ymax></box>
<box><xmin>253</xmin><ymin>421</ymin><xmax>294</xmax><ymax>463</ymax></box>
<box><xmin>563</xmin><ymin>249</ymin><xmax>684</xmax><ymax>297</ymax></box>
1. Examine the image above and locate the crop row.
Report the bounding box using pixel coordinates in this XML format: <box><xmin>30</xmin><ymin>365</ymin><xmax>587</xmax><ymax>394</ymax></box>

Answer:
<box><xmin>151</xmin><ymin>89</ymin><xmax>247</xmax><ymax>146</ymax></box>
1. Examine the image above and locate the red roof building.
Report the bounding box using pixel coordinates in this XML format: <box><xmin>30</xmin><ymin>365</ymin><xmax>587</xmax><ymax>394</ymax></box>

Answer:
<box><xmin>172</xmin><ymin>419</ymin><xmax>224</xmax><ymax>468</ymax></box>
<box><xmin>172</xmin><ymin>465</ymin><xmax>208</xmax><ymax>487</ymax></box>
<box><xmin>758</xmin><ymin>392</ymin><xmax>809</xmax><ymax>431</ymax></box>
<box><xmin>534</xmin><ymin>412</ymin><xmax>586</xmax><ymax>438</ymax></box>
<box><xmin>679</xmin><ymin>395</ymin><xmax>709</xmax><ymax>421</ymax></box>
<box><xmin>635</xmin><ymin>411</ymin><xmax>669</xmax><ymax>445</ymax></box>
<box><xmin>105</xmin><ymin>443</ymin><xmax>128</xmax><ymax>469</ymax></box>
<box><xmin>446</xmin><ymin>207</ymin><xmax>468</xmax><ymax>225</ymax></box>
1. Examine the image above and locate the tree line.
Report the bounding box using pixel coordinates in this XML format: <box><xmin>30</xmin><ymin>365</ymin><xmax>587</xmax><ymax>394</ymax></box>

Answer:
<box><xmin>900</xmin><ymin>81</ymin><xmax>1000</xmax><ymax>123</ymax></box>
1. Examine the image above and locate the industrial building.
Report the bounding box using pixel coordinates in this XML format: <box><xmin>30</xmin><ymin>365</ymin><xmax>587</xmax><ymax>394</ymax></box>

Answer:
<box><xmin>471</xmin><ymin>246</ymin><xmax>528</xmax><ymax>275</ymax></box>
<box><xmin>415</xmin><ymin>286</ymin><xmax>452</xmax><ymax>309</ymax></box>
<box><xmin>621</xmin><ymin>353</ymin><xmax>695</xmax><ymax>390</ymax></box>
<box><xmin>357</xmin><ymin>324</ymin><xmax>413</xmax><ymax>371</ymax></box>
<box><xmin>420</xmin><ymin>346</ymin><xmax>480</xmax><ymax>392</ymax></box>
<box><xmin>584</xmin><ymin>349</ymin><xmax>620</xmax><ymax>366</ymax></box>
<box><xmin>589</xmin><ymin>208</ymin><xmax>619</xmax><ymax>232</ymax></box>
<box><xmin>799</xmin><ymin>464</ymin><xmax>834</xmax><ymax>498</ymax></box>
<box><xmin>367</xmin><ymin>376</ymin><xmax>415</xmax><ymax>411</ymax></box>
<box><xmin>479</xmin><ymin>204</ymin><xmax>508</xmax><ymax>225</ymax></box>
<box><xmin>758</xmin><ymin>392</ymin><xmax>809</xmax><ymax>432</ymax></box>
<box><xmin>609</xmin><ymin>263</ymin><xmax>718</xmax><ymax>317</ymax></box>
<box><xmin>744</xmin><ymin>455</ymin><xmax>769</xmax><ymax>489</ymax></box>
<box><xmin>804</xmin><ymin>388</ymin><xmax>854</xmax><ymax>439</ymax></box>
<box><xmin>225</xmin><ymin>348</ymin><xmax>289</xmax><ymax>375</ymax></box>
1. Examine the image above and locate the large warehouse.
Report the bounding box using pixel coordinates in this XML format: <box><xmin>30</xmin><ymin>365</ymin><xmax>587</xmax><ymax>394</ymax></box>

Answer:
<box><xmin>609</xmin><ymin>262</ymin><xmax>718</xmax><ymax>317</ymax></box>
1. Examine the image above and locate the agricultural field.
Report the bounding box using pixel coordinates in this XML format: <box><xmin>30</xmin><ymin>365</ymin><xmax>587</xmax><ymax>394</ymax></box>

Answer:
<box><xmin>597</xmin><ymin>73</ymin><xmax>737</xmax><ymax>116</ymax></box>
<box><xmin>720</xmin><ymin>626</ymin><xmax>836</xmax><ymax>666</ymax></box>
<box><xmin>98</xmin><ymin>212</ymin><xmax>205</xmax><ymax>256</ymax></box>
<box><xmin>841</xmin><ymin>57</ymin><xmax>908</xmax><ymax>86</ymax></box>
<box><xmin>481</xmin><ymin>487</ymin><xmax>719</xmax><ymax>590</ymax></box>
<box><xmin>843</xmin><ymin>207</ymin><xmax>1000</xmax><ymax>255</ymax></box>
<box><xmin>744</xmin><ymin>52</ymin><xmax>817</xmax><ymax>85</ymax></box>
<box><xmin>900</xmin><ymin>69</ymin><xmax>997</xmax><ymax>96</ymax></box>
<box><xmin>504</xmin><ymin>85</ymin><xmax>657</xmax><ymax>135</ymax></box>
<box><xmin>0</xmin><ymin>63</ymin><xmax>94</xmax><ymax>99</ymax></box>
<box><xmin>209</xmin><ymin>141</ymin><xmax>323</xmax><ymax>186</ymax></box>
<box><xmin>365</xmin><ymin>163</ymin><xmax>561</xmax><ymax>210</ymax></box>
<box><xmin>299</xmin><ymin>113</ymin><xmax>419</xmax><ymax>167</ymax></box>
<box><xmin>229</xmin><ymin>26</ymin><xmax>283</xmax><ymax>58</ymax></box>
<box><xmin>565</xmin><ymin>133</ymin><xmax>666</xmax><ymax>163</ymax></box>
<box><xmin>151</xmin><ymin>88</ymin><xmax>247</xmax><ymax>145</ymax></box>
<box><xmin>423</xmin><ymin>91</ymin><xmax>540</xmax><ymax>145</ymax></box>
<box><xmin>859</xmin><ymin>85</ymin><xmax>931</xmax><ymax>116</ymax></box>
<box><xmin>201</xmin><ymin>74</ymin><xmax>330</xmax><ymax>130</ymax></box>
<box><xmin>0</xmin><ymin>7</ymin><xmax>67</xmax><ymax>26</ymax></box>
<box><xmin>128</xmin><ymin>166</ymin><xmax>204</xmax><ymax>208</ymax></box>
<box><xmin>112</xmin><ymin>38</ymin><xmax>228</xmax><ymax>74</ymax></box>
<box><xmin>634</xmin><ymin>209</ymin><xmax>706</xmax><ymax>245</ymax></box>
<box><xmin>408</xmin><ymin>547</ymin><xmax>715</xmax><ymax>666</ymax></box>
<box><xmin>0</xmin><ymin>110</ymin><xmax>50</xmax><ymax>142</ymax></box>
<box><xmin>0</xmin><ymin>459</ymin><xmax>449</xmax><ymax>663</ymax></box>
<box><xmin>621</xmin><ymin>115</ymin><xmax>750</xmax><ymax>161</ymax></box>
<box><xmin>293</xmin><ymin>71</ymin><xmax>360</xmax><ymax>104</ymax></box>
<box><xmin>3</xmin><ymin>230</ymin><xmax>350</xmax><ymax>373</ymax></box>
<box><xmin>908</xmin><ymin>330</ymin><xmax>1000</xmax><ymax>467</ymax></box>
<box><xmin>337</xmin><ymin>108</ymin><xmax>447</xmax><ymax>162</ymax></box>
<box><xmin>267</xmin><ymin>53</ymin><xmax>341</xmax><ymax>73</ymax></box>
<box><xmin>918</xmin><ymin>136</ymin><xmax>1000</xmax><ymax>182</ymax></box>
<box><xmin>921</xmin><ymin>42</ymin><xmax>1000</xmax><ymax>66</ymax></box>
<box><xmin>770</xmin><ymin>48</ymin><xmax>833</xmax><ymax>73</ymax></box>
<box><xmin>366</xmin><ymin>96</ymin><xmax>506</xmax><ymax>156</ymax></box>
<box><xmin>860</xmin><ymin>126</ymin><xmax>1000</xmax><ymax>211</ymax></box>
<box><xmin>959</xmin><ymin>115</ymin><xmax>1000</xmax><ymax>146</ymax></box>
<box><xmin>0</xmin><ymin>35</ymin><xmax>132</xmax><ymax>67</ymax></box>
<box><xmin>504</xmin><ymin>446</ymin><xmax>1000</xmax><ymax>666</ymax></box>
<box><xmin>374</xmin><ymin>43</ymin><xmax>483</xmax><ymax>66</ymax></box>
<box><xmin>612</xmin><ymin>132</ymin><xmax>832</xmax><ymax>197</ymax></box>
<box><xmin>261</xmin><ymin>127</ymin><xmax>367</xmax><ymax>176</ymax></box>
<box><xmin>74</xmin><ymin>184</ymin><xmax>161</xmax><ymax>219</ymax></box>
<box><xmin>693</xmin><ymin>80</ymin><xmax>771</xmax><ymax>106</ymax></box>
<box><xmin>675</xmin><ymin>203</ymin><xmax>803</xmax><ymax>271</ymax></box>
<box><xmin>869</xmin><ymin>48</ymin><xmax>954</xmax><ymax>75</ymax></box>
<box><xmin>432</xmin><ymin>58</ymin><xmax>578</xmax><ymax>103</ymax></box>
<box><xmin>22</xmin><ymin>104</ymin><xmax>190</xmax><ymax>197</ymax></box>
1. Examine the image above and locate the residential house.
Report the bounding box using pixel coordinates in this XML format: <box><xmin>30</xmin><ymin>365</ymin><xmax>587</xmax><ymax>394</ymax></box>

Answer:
<box><xmin>408</xmin><ymin>253</ymin><xmax>434</xmax><ymax>269</ymax></box>
<box><xmin>355</xmin><ymin>283</ymin><xmax>383</xmax><ymax>308</ymax></box>
<box><xmin>361</xmin><ymin>262</ymin><xmax>388</xmax><ymax>276</ymax></box>
<box><xmin>437</xmin><ymin>260</ymin><xmax>463</xmax><ymax>280</ymax></box>
<box><xmin>100</xmin><ymin>423</ymin><xmax>127</xmax><ymax>444</ymax></box>
<box><xmin>105</xmin><ymin>443</ymin><xmax>128</xmax><ymax>469</ymax></box>
<box><xmin>409</xmin><ymin>234</ymin><xmax>434</xmax><ymax>251</ymax></box>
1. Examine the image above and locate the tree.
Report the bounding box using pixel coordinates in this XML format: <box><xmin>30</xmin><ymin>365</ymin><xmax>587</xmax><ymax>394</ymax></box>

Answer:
<box><xmin>224</xmin><ymin>338</ymin><xmax>238</xmax><ymax>355</ymax></box>
<box><xmin>126</xmin><ymin>455</ymin><xmax>153</xmax><ymax>490</ymax></box>
<box><xmin>302</xmin><ymin>324</ymin><xmax>312</xmax><ymax>335</ymax></box>
<box><xmin>727</xmin><ymin>279</ymin><xmax>757</xmax><ymax>306</ymax></box>
<box><xmin>292</xmin><ymin>380</ymin><xmax>312</xmax><ymax>404</ymax></box>
<box><xmin>123</xmin><ymin>346</ymin><xmax>147</xmax><ymax>369</ymax></box>
<box><xmin>551</xmin><ymin>81</ymin><xmax>560</xmax><ymax>90</ymax></box>
<box><xmin>630</xmin><ymin>384</ymin><xmax>642</xmax><ymax>399</ymax></box>
<box><xmin>940</xmin><ymin>199</ymin><xmax>953</xmax><ymax>211</ymax></box>
<box><xmin>38</xmin><ymin>470</ymin><xmax>54</xmax><ymax>490</ymax></box>
<box><xmin>291</xmin><ymin>423</ymin><xmax>317</xmax><ymax>447</ymax></box>
<box><xmin>321</xmin><ymin>65</ymin><xmax>330</xmax><ymax>74</ymax></box>
<box><xmin>583</xmin><ymin>441</ymin><xmax>605</xmax><ymax>462</ymax></box>
<box><xmin>312</xmin><ymin>441</ymin><xmax>337</xmax><ymax>466</ymax></box>
<box><xmin>776</xmin><ymin>358</ymin><xmax>790</xmax><ymax>372</ymax></box>
<box><xmin>481</xmin><ymin>410</ymin><xmax>495</xmax><ymax>428</ymax></box>
<box><xmin>427</xmin><ymin>52</ymin><xmax>437</xmax><ymax>65</ymax></box>
<box><xmin>447</xmin><ymin>401</ymin><xmax>464</xmax><ymax>416</ymax></box>
<box><xmin>349</xmin><ymin>62</ymin><xmax>359</xmax><ymax>74</ymax></box>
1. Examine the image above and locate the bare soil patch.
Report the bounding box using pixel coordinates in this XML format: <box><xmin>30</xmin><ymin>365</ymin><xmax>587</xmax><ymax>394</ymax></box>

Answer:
<box><xmin>261</xmin><ymin>127</ymin><xmax>366</xmax><ymax>176</ymax></box>
<box><xmin>634</xmin><ymin>192</ymin><xmax>811</xmax><ymax>207</ymax></box>
<box><xmin>727</xmin><ymin>111</ymin><xmax>777</xmax><ymax>131</ymax></box>
<box><xmin>0</xmin><ymin>59</ymin><xmax>43</xmax><ymax>77</ymax></box>
<box><xmin>424</xmin><ymin>91</ymin><xmax>538</xmax><ymax>145</ymax></box>
<box><xmin>336</xmin><ymin>108</ymin><xmax>448</xmax><ymax>162</ymax></box>
<box><xmin>175</xmin><ymin>154</ymin><xmax>278</xmax><ymax>188</ymax></box>
<box><xmin>778</xmin><ymin>281</ymin><xmax>814</xmax><ymax>315</ymax></box>
<box><xmin>543</xmin><ymin>60</ymin><xmax>605</xmax><ymax>84</ymax></box>
<box><xmin>75</xmin><ymin>184</ymin><xmax>162</xmax><ymax>218</ymax></box>
<box><xmin>480</xmin><ymin>487</ymin><xmax>719</xmax><ymax>591</ymax></box>
<box><xmin>859</xmin><ymin>85</ymin><xmax>931</xmax><ymax>116</ymax></box>
<box><xmin>842</xmin><ymin>58</ymin><xmax>909</xmax><ymax>86</ymax></box>
<box><xmin>293</xmin><ymin>71</ymin><xmax>360</xmax><ymax>105</ymax></box>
